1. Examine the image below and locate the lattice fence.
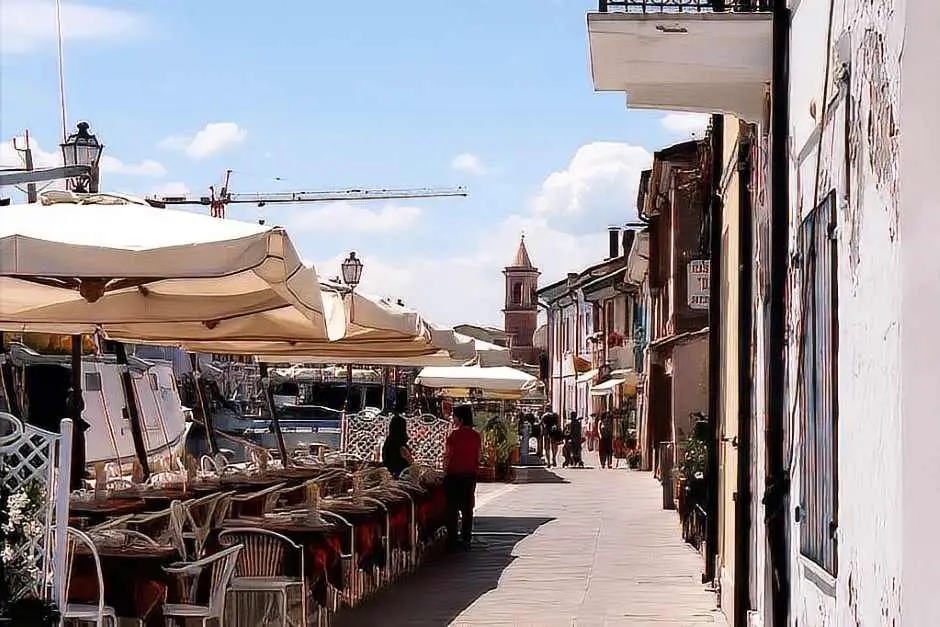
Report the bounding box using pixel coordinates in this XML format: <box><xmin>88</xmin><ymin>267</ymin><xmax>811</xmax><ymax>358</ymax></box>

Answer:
<box><xmin>341</xmin><ymin>412</ymin><xmax>453</xmax><ymax>468</ymax></box>
<box><xmin>0</xmin><ymin>412</ymin><xmax>72</xmax><ymax>604</ymax></box>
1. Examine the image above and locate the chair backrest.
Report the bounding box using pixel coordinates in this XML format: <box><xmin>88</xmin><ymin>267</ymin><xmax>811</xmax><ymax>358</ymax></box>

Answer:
<box><xmin>182</xmin><ymin>492</ymin><xmax>223</xmax><ymax>556</ymax></box>
<box><xmin>167</xmin><ymin>501</ymin><xmax>191</xmax><ymax>558</ymax></box>
<box><xmin>212</xmin><ymin>491</ymin><xmax>236</xmax><ymax>527</ymax></box>
<box><xmin>218</xmin><ymin>527</ymin><xmax>301</xmax><ymax>579</ymax></box>
<box><xmin>89</xmin><ymin>528</ymin><xmax>160</xmax><ymax>549</ymax></box>
<box><xmin>206</xmin><ymin>544</ymin><xmax>243</xmax><ymax>615</ymax></box>
<box><xmin>65</xmin><ymin>527</ymin><xmax>105</xmax><ymax>620</ymax></box>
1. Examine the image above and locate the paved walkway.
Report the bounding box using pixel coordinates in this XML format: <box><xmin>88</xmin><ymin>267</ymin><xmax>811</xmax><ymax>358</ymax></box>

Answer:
<box><xmin>334</xmin><ymin>453</ymin><xmax>727</xmax><ymax>627</ymax></box>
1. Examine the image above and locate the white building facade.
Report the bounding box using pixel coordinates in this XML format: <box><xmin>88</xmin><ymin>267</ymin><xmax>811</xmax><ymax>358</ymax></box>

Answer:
<box><xmin>587</xmin><ymin>0</ymin><xmax>939</xmax><ymax>624</ymax></box>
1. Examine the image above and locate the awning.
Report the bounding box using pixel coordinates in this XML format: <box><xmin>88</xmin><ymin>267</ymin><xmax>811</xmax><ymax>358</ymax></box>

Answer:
<box><xmin>576</xmin><ymin>368</ymin><xmax>598</xmax><ymax>384</ymax></box>
<box><xmin>590</xmin><ymin>377</ymin><xmax>626</xmax><ymax>396</ymax></box>
<box><xmin>609</xmin><ymin>368</ymin><xmax>639</xmax><ymax>385</ymax></box>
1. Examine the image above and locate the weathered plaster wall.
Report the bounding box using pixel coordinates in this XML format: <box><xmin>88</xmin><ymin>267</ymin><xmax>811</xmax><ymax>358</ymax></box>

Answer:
<box><xmin>671</xmin><ymin>337</ymin><xmax>708</xmax><ymax>442</ymax></box>
<box><xmin>786</xmin><ymin>0</ymin><xmax>903</xmax><ymax>623</ymax></box>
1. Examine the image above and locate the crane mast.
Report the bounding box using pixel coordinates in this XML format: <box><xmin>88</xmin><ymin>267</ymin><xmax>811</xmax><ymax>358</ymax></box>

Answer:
<box><xmin>151</xmin><ymin>170</ymin><xmax>468</xmax><ymax>219</ymax></box>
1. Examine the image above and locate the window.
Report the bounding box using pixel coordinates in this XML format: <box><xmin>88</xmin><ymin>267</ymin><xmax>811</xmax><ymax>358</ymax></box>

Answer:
<box><xmin>84</xmin><ymin>372</ymin><xmax>102</xmax><ymax>392</ymax></box>
<box><xmin>512</xmin><ymin>282</ymin><xmax>523</xmax><ymax>305</ymax></box>
<box><xmin>798</xmin><ymin>191</ymin><xmax>839</xmax><ymax>576</ymax></box>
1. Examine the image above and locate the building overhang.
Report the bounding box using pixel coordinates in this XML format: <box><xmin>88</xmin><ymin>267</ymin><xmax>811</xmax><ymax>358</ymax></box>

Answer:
<box><xmin>587</xmin><ymin>10</ymin><xmax>773</xmax><ymax>122</ymax></box>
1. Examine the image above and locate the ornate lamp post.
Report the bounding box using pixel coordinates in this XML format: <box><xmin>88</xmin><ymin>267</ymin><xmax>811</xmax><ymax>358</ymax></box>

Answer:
<box><xmin>60</xmin><ymin>122</ymin><xmax>104</xmax><ymax>193</ymax></box>
<box><xmin>339</xmin><ymin>252</ymin><xmax>364</xmax><ymax>410</ymax></box>
<box><xmin>340</xmin><ymin>252</ymin><xmax>364</xmax><ymax>290</ymax></box>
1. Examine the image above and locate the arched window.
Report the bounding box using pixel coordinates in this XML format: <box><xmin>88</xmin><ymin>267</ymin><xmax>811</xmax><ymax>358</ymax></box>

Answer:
<box><xmin>512</xmin><ymin>282</ymin><xmax>523</xmax><ymax>305</ymax></box>
<box><xmin>530</xmin><ymin>287</ymin><xmax>537</xmax><ymax>306</ymax></box>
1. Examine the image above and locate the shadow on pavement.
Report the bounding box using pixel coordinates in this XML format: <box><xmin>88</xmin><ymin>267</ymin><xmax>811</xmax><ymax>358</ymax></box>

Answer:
<box><xmin>513</xmin><ymin>466</ymin><xmax>570</xmax><ymax>484</ymax></box>
<box><xmin>332</xmin><ymin>515</ymin><xmax>554</xmax><ymax>627</ymax></box>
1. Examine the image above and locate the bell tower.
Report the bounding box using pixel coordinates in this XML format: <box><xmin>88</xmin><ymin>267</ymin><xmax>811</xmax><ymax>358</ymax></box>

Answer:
<box><xmin>503</xmin><ymin>235</ymin><xmax>540</xmax><ymax>364</ymax></box>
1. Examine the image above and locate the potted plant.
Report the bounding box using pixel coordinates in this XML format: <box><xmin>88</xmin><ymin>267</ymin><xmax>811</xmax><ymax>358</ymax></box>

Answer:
<box><xmin>0</xmin><ymin>479</ymin><xmax>60</xmax><ymax>627</ymax></box>
<box><xmin>480</xmin><ymin>416</ymin><xmax>517</xmax><ymax>482</ymax></box>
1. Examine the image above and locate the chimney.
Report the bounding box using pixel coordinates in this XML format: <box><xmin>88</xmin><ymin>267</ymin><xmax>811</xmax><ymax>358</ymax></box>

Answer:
<box><xmin>608</xmin><ymin>226</ymin><xmax>621</xmax><ymax>259</ymax></box>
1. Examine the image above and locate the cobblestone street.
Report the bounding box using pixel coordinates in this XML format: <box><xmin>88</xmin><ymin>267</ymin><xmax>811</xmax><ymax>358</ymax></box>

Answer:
<box><xmin>334</xmin><ymin>454</ymin><xmax>727</xmax><ymax>626</ymax></box>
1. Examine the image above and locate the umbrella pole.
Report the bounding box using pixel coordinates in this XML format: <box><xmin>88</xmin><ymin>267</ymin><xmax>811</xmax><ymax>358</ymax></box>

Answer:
<box><xmin>259</xmin><ymin>362</ymin><xmax>291</xmax><ymax>468</ymax></box>
<box><xmin>189</xmin><ymin>353</ymin><xmax>218</xmax><ymax>456</ymax></box>
<box><xmin>68</xmin><ymin>335</ymin><xmax>88</xmax><ymax>490</ymax></box>
<box><xmin>114</xmin><ymin>342</ymin><xmax>151</xmax><ymax>479</ymax></box>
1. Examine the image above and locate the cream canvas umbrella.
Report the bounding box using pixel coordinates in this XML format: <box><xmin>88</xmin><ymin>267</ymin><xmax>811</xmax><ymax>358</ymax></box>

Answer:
<box><xmin>252</xmin><ymin>324</ymin><xmax>483</xmax><ymax>366</ymax></box>
<box><xmin>0</xmin><ymin>192</ymin><xmax>344</xmax><ymax>340</ymax></box>
<box><xmin>167</xmin><ymin>286</ymin><xmax>439</xmax><ymax>355</ymax></box>
<box><xmin>414</xmin><ymin>365</ymin><xmax>538</xmax><ymax>395</ymax></box>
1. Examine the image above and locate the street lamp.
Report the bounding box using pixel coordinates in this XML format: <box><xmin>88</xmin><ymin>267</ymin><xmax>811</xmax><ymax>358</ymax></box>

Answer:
<box><xmin>339</xmin><ymin>251</ymin><xmax>364</xmax><ymax>408</ymax></box>
<box><xmin>341</xmin><ymin>252</ymin><xmax>363</xmax><ymax>290</ymax></box>
<box><xmin>60</xmin><ymin>122</ymin><xmax>104</xmax><ymax>193</ymax></box>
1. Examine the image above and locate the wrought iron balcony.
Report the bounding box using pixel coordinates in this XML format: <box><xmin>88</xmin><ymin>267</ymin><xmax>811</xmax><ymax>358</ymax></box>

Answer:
<box><xmin>599</xmin><ymin>0</ymin><xmax>773</xmax><ymax>12</ymax></box>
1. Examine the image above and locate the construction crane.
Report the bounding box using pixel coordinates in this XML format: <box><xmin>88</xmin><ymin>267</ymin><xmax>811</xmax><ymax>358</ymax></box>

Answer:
<box><xmin>151</xmin><ymin>170</ymin><xmax>468</xmax><ymax>219</ymax></box>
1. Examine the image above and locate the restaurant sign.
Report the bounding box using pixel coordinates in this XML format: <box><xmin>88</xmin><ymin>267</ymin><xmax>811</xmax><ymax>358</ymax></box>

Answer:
<box><xmin>688</xmin><ymin>259</ymin><xmax>710</xmax><ymax>310</ymax></box>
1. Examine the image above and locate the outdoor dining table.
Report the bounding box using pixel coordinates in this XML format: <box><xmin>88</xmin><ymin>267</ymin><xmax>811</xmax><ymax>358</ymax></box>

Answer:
<box><xmin>68</xmin><ymin>497</ymin><xmax>149</xmax><ymax>526</ymax></box>
<box><xmin>222</xmin><ymin>514</ymin><xmax>344</xmax><ymax>606</ymax></box>
<box><xmin>320</xmin><ymin>499</ymin><xmax>387</xmax><ymax>571</ymax></box>
<box><xmin>69</xmin><ymin>543</ymin><xmax>179</xmax><ymax>627</ymax></box>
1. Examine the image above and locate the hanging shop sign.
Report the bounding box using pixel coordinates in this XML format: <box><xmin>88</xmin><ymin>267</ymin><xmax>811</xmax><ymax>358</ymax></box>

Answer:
<box><xmin>687</xmin><ymin>259</ymin><xmax>710</xmax><ymax>310</ymax></box>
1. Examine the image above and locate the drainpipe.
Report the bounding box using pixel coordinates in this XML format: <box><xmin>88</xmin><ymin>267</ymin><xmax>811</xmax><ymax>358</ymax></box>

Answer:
<box><xmin>766</xmin><ymin>3</ymin><xmax>792</xmax><ymax>626</ymax></box>
<box><xmin>704</xmin><ymin>114</ymin><xmax>724</xmax><ymax>585</ymax></box>
<box><xmin>734</xmin><ymin>132</ymin><xmax>754</xmax><ymax>627</ymax></box>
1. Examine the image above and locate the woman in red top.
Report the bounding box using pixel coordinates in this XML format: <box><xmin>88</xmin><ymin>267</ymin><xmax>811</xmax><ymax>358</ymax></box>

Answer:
<box><xmin>443</xmin><ymin>404</ymin><xmax>482</xmax><ymax>549</ymax></box>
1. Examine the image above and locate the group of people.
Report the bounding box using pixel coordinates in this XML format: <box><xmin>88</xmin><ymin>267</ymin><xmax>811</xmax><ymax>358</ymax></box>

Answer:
<box><xmin>381</xmin><ymin>404</ymin><xmax>481</xmax><ymax>550</ymax></box>
<box><xmin>379</xmin><ymin>403</ymin><xmax>620</xmax><ymax>552</ymax></box>
<box><xmin>518</xmin><ymin>410</ymin><xmax>617</xmax><ymax>469</ymax></box>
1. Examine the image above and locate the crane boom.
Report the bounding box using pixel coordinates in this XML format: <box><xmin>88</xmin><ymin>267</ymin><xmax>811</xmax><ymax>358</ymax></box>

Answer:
<box><xmin>156</xmin><ymin>186</ymin><xmax>468</xmax><ymax>207</ymax></box>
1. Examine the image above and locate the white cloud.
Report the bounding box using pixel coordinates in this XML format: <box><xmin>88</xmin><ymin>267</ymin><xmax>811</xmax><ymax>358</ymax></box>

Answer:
<box><xmin>151</xmin><ymin>181</ymin><xmax>191</xmax><ymax>197</ymax></box>
<box><xmin>158</xmin><ymin>123</ymin><xmax>247</xmax><ymax>160</ymax></box>
<box><xmin>307</xmin><ymin>141</ymin><xmax>648</xmax><ymax>327</ymax></box>
<box><xmin>451</xmin><ymin>153</ymin><xmax>488</xmax><ymax>175</ymax></box>
<box><xmin>289</xmin><ymin>202</ymin><xmax>422</xmax><ymax>233</ymax></box>
<box><xmin>0</xmin><ymin>0</ymin><xmax>144</xmax><ymax>55</ymax></box>
<box><xmin>660</xmin><ymin>112</ymin><xmax>710</xmax><ymax>138</ymax></box>
<box><xmin>99</xmin><ymin>155</ymin><xmax>166</xmax><ymax>177</ymax></box>
<box><xmin>531</xmin><ymin>141</ymin><xmax>651</xmax><ymax>234</ymax></box>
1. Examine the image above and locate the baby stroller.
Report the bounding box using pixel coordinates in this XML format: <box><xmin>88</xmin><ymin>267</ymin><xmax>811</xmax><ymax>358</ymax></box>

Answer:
<box><xmin>561</xmin><ymin>423</ymin><xmax>585</xmax><ymax>468</ymax></box>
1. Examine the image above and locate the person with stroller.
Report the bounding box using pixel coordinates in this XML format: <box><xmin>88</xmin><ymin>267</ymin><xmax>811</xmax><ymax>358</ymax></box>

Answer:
<box><xmin>562</xmin><ymin>412</ymin><xmax>585</xmax><ymax>468</ymax></box>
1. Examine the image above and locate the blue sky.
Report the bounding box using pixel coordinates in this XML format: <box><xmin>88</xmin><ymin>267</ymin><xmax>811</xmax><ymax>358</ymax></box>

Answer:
<box><xmin>0</xmin><ymin>0</ymin><xmax>707</xmax><ymax>326</ymax></box>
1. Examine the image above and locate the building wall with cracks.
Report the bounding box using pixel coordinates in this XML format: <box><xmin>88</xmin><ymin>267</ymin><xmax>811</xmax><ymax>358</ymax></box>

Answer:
<box><xmin>785</xmin><ymin>0</ymin><xmax>905</xmax><ymax>624</ymax></box>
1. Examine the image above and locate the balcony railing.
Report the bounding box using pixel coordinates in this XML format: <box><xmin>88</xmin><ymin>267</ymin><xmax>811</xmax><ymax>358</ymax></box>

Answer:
<box><xmin>599</xmin><ymin>0</ymin><xmax>773</xmax><ymax>12</ymax></box>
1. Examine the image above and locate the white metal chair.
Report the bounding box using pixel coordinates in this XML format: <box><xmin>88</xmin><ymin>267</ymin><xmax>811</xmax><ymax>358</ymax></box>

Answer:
<box><xmin>63</xmin><ymin>526</ymin><xmax>118</xmax><ymax>626</ymax></box>
<box><xmin>163</xmin><ymin>544</ymin><xmax>243</xmax><ymax>627</ymax></box>
<box><xmin>317</xmin><ymin>510</ymin><xmax>356</xmax><ymax>609</ymax></box>
<box><xmin>177</xmin><ymin>492</ymin><xmax>227</xmax><ymax>559</ymax></box>
<box><xmin>127</xmin><ymin>505</ymin><xmax>187</xmax><ymax>559</ymax></box>
<box><xmin>218</xmin><ymin>527</ymin><xmax>306</xmax><ymax>627</ymax></box>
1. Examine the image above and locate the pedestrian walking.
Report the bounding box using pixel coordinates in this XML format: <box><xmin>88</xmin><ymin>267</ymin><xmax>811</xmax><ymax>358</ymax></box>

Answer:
<box><xmin>598</xmin><ymin>411</ymin><xmax>614</xmax><ymax>469</ymax></box>
<box><xmin>540</xmin><ymin>411</ymin><xmax>562</xmax><ymax>467</ymax></box>
<box><xmin>444</xmin><ymin>404</ymin><xmax>482</xmax><ymax>549</ymax></box>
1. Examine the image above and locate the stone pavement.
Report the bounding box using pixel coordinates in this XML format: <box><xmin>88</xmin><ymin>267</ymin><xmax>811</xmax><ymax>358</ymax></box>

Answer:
<box><xmin>334</xmin><ymin>453</ymin><xmax>727</xmax><ymax>627</ymax></box>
